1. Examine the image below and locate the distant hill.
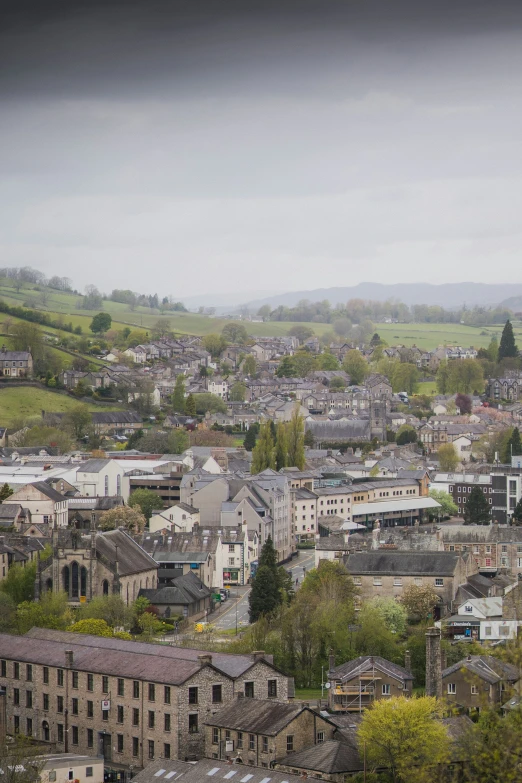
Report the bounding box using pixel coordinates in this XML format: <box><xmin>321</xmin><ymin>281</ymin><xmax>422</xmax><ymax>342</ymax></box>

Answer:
<box><xmin>241</xmin><ymin>282</ymin><xmax>522</xmax><ymax>311</ymax></box>
<box><xmin>499</xmin><ymin>295</ymin><xmax>522</xmax><ymax>312</ymax></box>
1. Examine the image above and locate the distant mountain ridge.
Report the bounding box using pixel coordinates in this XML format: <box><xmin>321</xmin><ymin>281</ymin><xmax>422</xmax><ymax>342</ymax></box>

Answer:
<box><xmin>240</xmin><ymin>282</ymin><xmax>522</xmax><ymax>311</ymax></box>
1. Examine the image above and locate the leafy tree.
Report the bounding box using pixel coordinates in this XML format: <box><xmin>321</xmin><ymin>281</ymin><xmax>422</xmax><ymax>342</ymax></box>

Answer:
<box><xmin>400</xmin><ymin>584</ymin><xmax>440</xmax><ymax>621</ymax></box>
<box><xmin>0</xmin><ymin>592</ymin><xmax>16</xmax><ymax>631</ymax></box>
<box><xmin>129</xmin><ymin>488</ymin><xmax>160</xmax><ymax>520</ymax></box>
<box><xmin>288</xmin><ymin>325</ymin><xmax>314</xmax><ymax>343</ymax></box>
<box><xmin>463</xmin><ymin>485</ymin><xmax>492</xmax><ymax>525</ymax></box>
<box><xmin>333</xmin><ymin>317</ymin><xmax>352</xmax><ymax>337</ymax></box>
<box><xmin>229</xmin><ymin>381</ymin><xmax>247</xmax><ymax>402</ymax></box>
<box><xmin>276</xmin><ymin>356</ymin><xmax>298</xmax><ymax>377</ymax></box>
<box><xmin>257</xmin><ymin>304</ymin><xmax>272</xmax><ymax>319</ymax></box>
<box><xmin>329</xmin><ymin>376</ymin><xmax>346</xmax><ymax>390</ymax></box>
<box><xmin>512</xmin><ymin>496</ymin><xmax>522</xmax><ymax>525</ymax></box>
<box><xmin>193</xmin><ymin>393</ymin><xmax>227</xmax><ymax>415</ymax></box>
<box><xmin>64</xmin><ymin>404</ymin><xmax>92</xmax><ymax>440</ymax></box>
<box><xmin>0</xmin><ymin>483</ymin><xmax>13</xmax><ymax>502</ymax></box>
<box><xmin>10</xmin><ymin>321</ymin><xmax>45</xmax><ymax>367</ymax></box>
<box><xmin>435</xmin><ymin>361</ymin><xmax>451</xmax><ymax>394</ymax></box>
<box><xmin>437</xmin><ymin>442</ymin><xmax>459</xmax><ymax>471</ymax></box>
<box><xmin>168</xmin><ymin>428</ymin><xmax>190</xmax><ymax>453</ymax></box>
<box><xmin>316</xmin><ymin>352</ymin><xmax>340</xmax><ymax>370</ymax></box>
<box><xmin>506</xmin><ymin>426</ymin><xmax>522</xmax><ymax>460</ymax></box>
<box><xmin>0</xmin><ymin>734</ymin><xmax>48</xmax><ymax>783</ymax></box>
<box><xmin>274</xmin><ymin>422</ymin><xmax>288</xmax><ymax>470</ymax></box>
<box><xmin>369</xmin><ymin>597</ymin><xmax>408</xmax><ymax>636</ymax></box>
<box><xmin>89</xmin><ymin>312</ymin><xmax>112</xmax><ymax>334</ymax></box>
<box><xmin>243</xmin><ymin>422</ymin><xmax>259</xmax><ymax>451</ymax></box>
<box><xmin>222</xmin><ymin>322</ymin><xmax>249</xmax><ymax>344</ymax></box>
<box><xmin>292</xmin><ymin>351</ymin><xmax>318</xmax><ymax>378</ymax></box>
<box><xmin>19</xmin><ymin>425</ymin><xmax>73</xmax><ymax>453</ymax></box>
<box><xmin>14</xmin><ymin>590</ymin><xmax>71</xmax><ymax>634</ymax></box>
<box><xmin>428</xmin><ymin>489</ymin><xmax>458</xmax><ymax>518</ymax></box>
<box><xmin>251</xmin><ymin>420</ymin><xmax>276</xmax><ymax>473</ymax></box>
<box><xmin>459</xmin><ymin>706</ymin><xmax>522</xmax><ymax>783</ymax></box>
<box><xmin>455</xmin><ymin>393</ymin><xmax>472</xmax><ymax>414</ymax></box>
<box><xmin>353</xmin><ymin>605</ymin><xmax>402</xmax><ymax>661</ymax></box>
<box><xmin>249</xmin><ymin>565</ymin><xmax>281</xmax><ymax>622</ymax></box>
<box><xmin>0</xmin><ymin>561</ymin><xmax>37</xmax><ymax>605</ymax></box>
<box><xmin>498</xmin><ymin>319</ymin><xmax>518</xmax><ymax>361</ymax></box>
<box><xmin>98</xmin><ymin>505</ymin><xmax>147</xmax><ymax>533</ymax></box>
<box><xmin>68</xmin><ymin>618</ymin><xmax>115</xmax><ymax>637</ymax></box>
<box><xmin>242</xmin><ymin>354</ymin><xmax>257</xmax><ymax>376</ymax></box>
<box><xmin>393</xmin><ymin>363</ymin><xmax>419</xmax><ymax>395</ymax></box>
<box><xmin>77</xmin><ymin>594</ymin><xmax>131</xmax><ymax>628</ymax></box>
<box><xmin>203</xmin><ymin>333</ymin><xmax>227</xmax><ymax>357</ymax></box>
<box><xmin>342</xmin><ymin>350</ymin><xmax>368</xmax><ymax>385</ymax></box>
<box><xmin>185</xmin><ymin>393</ymin><xmax>197</xmax><ymax>416</ymax></box>
<box><xmin>358</xmin><ymin>696</ymin><xmax>449</xmax><ymax>783</ymax></box>
<box><xmin>447</xmin><ymin>358</ymin><xmax>484</xmax><ymax>394</ymax></box>
<box><xmin>396</xmin><ymin>425</ymin><xmax>417</xmax><ymax>446</ymax></box>
<box><xmin>171</xmin><ymin>374</ymin><xmax>186</xmax><ymax>412</ymax></box>
<box><xmin>286</xmin><ymin>406</ymin><xmax>305</xmax><ymax>469</ymax></box>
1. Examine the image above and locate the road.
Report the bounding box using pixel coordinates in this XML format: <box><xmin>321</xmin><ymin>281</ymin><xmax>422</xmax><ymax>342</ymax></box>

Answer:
<box><xmin>211</xmin><ymin>548</ymin><xmax>316</xmax><ymax>633</ymax></box>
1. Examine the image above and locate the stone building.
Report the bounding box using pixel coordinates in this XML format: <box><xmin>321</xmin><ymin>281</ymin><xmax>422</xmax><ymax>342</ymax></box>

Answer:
<box><xmin>204</xmin><ymin>699</ymin><xmax>335</xmax><ymax>766</ymax></box>
<box><xmin>442</xmin><ymin>655</ymin><xmax>520</xmax><ymax>712</ymax></box>
<box><xmin>36</xmin><ymin>526</ymin><xmax>158</xmax><ymax>605</ymax></box>
<box><xmin>0</xmin><ymin>347</ymin><xmax>33</xmax><ymax>377</ymax></box>
<box><xmin>0</xmin><ymin>629</ymin><xmax>293</xmax><ymax>767</ymax></box>
<box><xmin>327</xmin><ymin>654</ymin><xmax>413</xmax><ymax>712</ymax></box>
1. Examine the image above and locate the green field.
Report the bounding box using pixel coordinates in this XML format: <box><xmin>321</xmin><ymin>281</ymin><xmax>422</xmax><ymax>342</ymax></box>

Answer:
<box><xmin>1</xmin><ymin>278</ymin><xmax>521</xmax><ymax>348</ymax></box>
<box><xmin>0</xmin><ymin>386</ymin><xmax>123</xmax><ymax>426</ymax></box>
<box><xmin>417</xmin><ymin>381</ymin><xmax>437</xmax><ymax>395</ymax></box>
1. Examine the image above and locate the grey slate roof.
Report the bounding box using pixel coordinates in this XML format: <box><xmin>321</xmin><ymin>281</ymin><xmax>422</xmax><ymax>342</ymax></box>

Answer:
<box><xmin>133</xmin><ymin>759</ymin><xmax>306</xmax><ymax>783</ymax></box>
<box><xmin>94</xmin><ymin>528</ymin><xmax>157</xmax><ymax>575</ymax></box>
<box><xmin>330</xmin><ymin>655</ymin><xmax>413</xmax><ymax>683</ymax></box>
<box><xmin>345</xmin><ymin>550</ymin><xmax>463</xmax><ymax>576</ymax></box>
<box><xmin>30</xmin><ymin>481</ymin><xmax>66</xmax><ymax>503</ymax></box>
<box><xmin>139</xmin><ymin>571</ymin><xmax>211</xmax><ymax>605</ymax></box>
<box><xmin>205</xmin><ymin>699</ymin><xmax>312</xmax><ymax>734</ymax></box>
<box><xmin>442</xmin><ymin>655</ymin><xmax>520</xmax><ymax>685</ymax></box>
<box><xmin>276</xmin><ymin>740</ymin><xmax>362</xmax><ymax>774</ymax></box>
<box><xmin>77</xmin><ymin>459</ymin><xmax>111</xmax><ymax>473</ymax></box>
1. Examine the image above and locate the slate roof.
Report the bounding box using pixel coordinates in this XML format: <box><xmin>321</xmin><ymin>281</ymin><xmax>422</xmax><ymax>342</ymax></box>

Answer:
<box><xmin>330</xmin><ymin>655</ymin><xmax>413</xmax><ymax>683</ymax></box>
<box><xmin>345</xmin><ymin>551</ymin><xmax>463</xmax><ymax>576</ymax></box>
<box><xmin>442</xmin><ymin>655</ymin><xmax>520</xmax><ymax>685</ymax></box>
<box><xmin>91</xmin><ymin>411</ymin><xmax>142</xmax><ymax>424</ymax></box>
<box><xmin>77</xmin><ymin>459</ymin><xmax>111</xmax><ymax>473</ymax></box>
<box><xmin>133</xmin><ymin>759</ymin><xmax>306</xmax><ymax>783</ymax></box>
<box><xmin>139</xmin><ymin>571</ymin><xmax>211</xmax><ymax>605</ymax></box>
<box><xmin>0</xmin><ymin>504</ymin><xmax>22</xmax><ymax>519</ymax></box>
<box><xmin>276</xmin><ymin>740</ymin><xmax>361</xmax><ymax>774</ymax></box>
<box><xmin>305</xmin><ymin>419</ymin><xmax>371</xmax><ymax>441</ymax></box>
<box><xmin>25</xmin><ymin>628</ymin><xmax>275</xmax><ymax>679</ymax></box>
<box><xmin>205</xmin><ymin>699</ymin><xmax>310</xmax><ymax>734</ymax></box>
<box><xmin>94</xmin><ymin>528</ymin><xmax>157</xmax><ymax>575</ymax></box>
<box><xmin>30</xmin><ymin>481</ymin><xmax>66</xmax><ymax>503</ymax></box>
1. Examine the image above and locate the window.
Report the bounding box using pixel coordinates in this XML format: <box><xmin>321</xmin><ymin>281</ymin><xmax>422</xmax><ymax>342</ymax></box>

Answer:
<box><xmin>26</xmin><ymin>690</ymin><xmax>33</xmax><ymax>708</ymax></box>
<box><xmin>117</xmin><ymin>734</ymin><xmax>124</xmax><ymax>753</ymax></box>
<box><xmin>133</xmin><ymin>681</ymin><xmax>140</xmax><ymax>699</ymax></box>
<box><xmin>382</xmin><ymin>684</ymin><xmax>391</xmax><ymax>695</ymax></box>
<box><xmin>148</xmin><ymin>710</ymin><xmax>155</xmax><ymax>729</ymax></box>
<box><xmin>72</xmin><ymin>697</ymin><xmax>78</xmax><ymax>715</ymax></box>
<box><xmin>133</xmin><ymin>737</ymin><xmax>139</xmax><ymax>758</ymax></box>
<box><xmin>72</xmin><ymin>726</ymin><xmax>78</xmax><ymax>745</ymax></box>
<box><xmin>57</xmin><ymin>669</ymin><xmax>64</xmax><ymax>686</ymax></box>
<box><xmin>188</xmin><ymin>687</ymin><xmax>198</xmax><ymax>704</ymax></box>
<box><xmin>102</xmin><ymin>676</ymin><xmax>109</xmax><ymax>694</ymax></box>
<box><xmin>286</xmin><ymin>735</ymin><xmax>294</xmax><ymax>753</ymax></box>
<box><xmin>26</xmin><ymin>665</ymin><xmax>33</xmax><ymax>682</ymax></box>
<box><xmin>229</xmin><ymin>544</ymin><xmax>235</xmax><ymax>552</ymax></box>
<box><xmin>117</xmin><ymin>678</ymin><xmax>125</xmax><ymax>697</ymax></box>
<box><xmin>212</xmin><ymin>728</ymin><xmax>219</xmax><ymax>745</ymax></box>
<box><xmin>87</xmin><ymin>700</ymin><xmax>94</xmax><ymax>718</ymax></box>
<box><xmin>447</xmin><ymin>683</ymin><xmax>456</xmax><ymax>695</ymax></box>
<box><xmin>393</xmin><ymin>578</ymin><xmax>402</xmax><ymax>586</ymax></box>
<box><xmin>212</xmin><ymin>684</ymin><xmax>222</xmax><ymax>703</ymax></box>
<box><xmin>13</xmin><ymin>688</ymin><xmax>19</xmax><ymax>706</ymax></box>
<box><xmin>245</xmin><ymin>682</ymin><xmax>254</xmax><ymax>698</ymax></box>
<box><xmin>353</xmin><ymin>577</ymin><xmax>361</xmax><ymax>585</ymax></box>
<box><xmin>188</xmin><ymin>714</ymin><xmax>198</xmax><ymax>734</ymax></box>
<box><xmin>57</xmin><ymin>724</ymin><xmax>64</xmax><ymax>743</ymax></box>
<box><xmin>228</xmin><ymin>558</ymin><xmax>235</xmax><ymax>567</ymax></box>
<box><xmin>49</xmin><ymin>774</ymin><xmax>56</xmax><ymax>782</ymax></box>
<box><xmin>26</xmin><ymin>718</ymin><xmax>33</xmax><ymax>737</ymax></box>
<box><xmin>117</xmin><ymin>705</ymin><xmax>124</xmax><ymax>724</ymax></box>
<box><xmin>237</xmin><ymin>732</ymin><xmax>243</xmax><ymax>749</ymax></box>
<box><xmin>133</xmin><ymin>708</ymin><xmax>139</xmax><ymax>726</ymax></box>
<box><xmin>43</xmin><ymin>693</ymin><xmax>49</xmax><ymax>711</ymax></box>
<box><xmin>14</xmin><ymin>716</ymin><xmax>20</xmax><ymax>735</ymax></box>
<box><xmin>164</xmin><ymin>713</ymin><xmax>171</xmax><ymax>732</ymax></box>
<box><xmin>164</xmin><ymin>686</ymin><xmax>171</xmax><ymax>704</ymax></box>
<box><xmin>87</xmin><ymin>673</ymin><xmax>94</xmax><ymax>692</ymax></box>
<box><xmin>42</xmin><ymin>665</ymin><xmax>49</xmax><ymax>684</ymax></box>
<box><xmin>87</xmin><ymin>729</ymin><xmax>94</xmax><ymax>749</ymax></box>
<box><xmin>373</xmin><ymin>577</ymin><xmax>382</xmax><ymax>586</ymax></box>
<box><xmin>249</xmin><ymin>734</ymin><xmax>255</xmax><ymax>751</ymax></box>
<box><xmin>464</xmin><ymin>605</ymin><xmax>473</xmax><ymax>613</ymax></box>
<box><xmin>317</xmin><ymin>732</ymin><xmax>325</xmax><ymax>744</ymax></box>
<box><xmin>86</xmin><ymin>769</ymin><xmax>93</xmax><ymax>778</ymax></box>
<box><xmin>13</xmin><ymin>662</ymin><xmax>19</xmax><ymax>679</ymax></box>
<box><xmin>148</xmin><ymin>740</ymin><xmax>155</xmax><ymax>760</ymax></box>
<box><xmin>164</xmin><ymin>743</ymin><xmax>171</xmax><ymax>760</ymax></box>
<box><xmin>102</xmin><ymin>709</ymin><xmax>109</xmax><ymax>722</ymax></box>
<box><xmin>484</xmin><ymin>626</ymin><xmax>492</xmax><ymax>637</ymax></box>
<box><xmin>268</xmin><ymin>680</ymin><xmax>277</xmax><ymax>698</ymax></box>
<box><xmin>435</xmin><ymin>578</ymin><xmax>444</xmax><ymax>587</ymax></box>
<box><xmin>262</xmin><ymin>737</ymin><xmax>268</xmax><ymax>753</ymax></box>
<box><xmin>57</xmin><ymin>695</ymin><xmax>63</xmax><ymax>713</ymax></box>
<box><xmin>471</xmin><ymin>685</ymin><xmax>479</xmax><ymax>695</ymax></box>
<box><xmin>499</xmin><ymin>626</ymin><xmax>510</xmax><ymax>637</ymax></box>
<box><xmin>148</xmin><ymin>683</ymin><xmax>155</xmax><ymax>701</ymax></box>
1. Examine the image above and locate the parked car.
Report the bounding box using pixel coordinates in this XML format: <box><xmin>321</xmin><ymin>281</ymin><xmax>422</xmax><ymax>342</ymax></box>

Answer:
<box><xmin>219</xmin><ymin>589</ymin><xmax>228</xmax><ymax>601</ymax></box>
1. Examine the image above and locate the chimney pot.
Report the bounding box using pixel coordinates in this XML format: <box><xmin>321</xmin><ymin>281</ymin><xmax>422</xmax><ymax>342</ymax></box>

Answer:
<box><xmin>197</xmin><ymin>654</ymin><xmax>212</xmax><ymax>666</ymax></box>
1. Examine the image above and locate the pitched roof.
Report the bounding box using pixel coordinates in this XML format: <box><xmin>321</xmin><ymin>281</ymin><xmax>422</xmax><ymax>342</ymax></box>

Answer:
<box><xmin>139</xmin><ymin>571</ymin><xmax>211</xmax><ymax>605</ymax></box>
<box><xmin>276</xmin><ymin>740</ymin><xmax>361</xmax><ymax>774</ymax></box>
<box><xmin>94</xmin><ymin>528</ymin><xmax>157</xmax><ymax>575</ymax></box>
<box><xmin>30</xmin><ymin>481</ymin><xmax>66</xmax><ymax>503</ymax></box>
<box><xmin>345</xmin><ymin>550</ymin><xmax>462</xmax><ymax>576</ymax></box>
<box><xmin>442</xmin><ymin>655</ymin><xmax>520</xmax><ymax>685</ymax></box>
<box><xmin>330</xmin><ymin>655</ymin><xmax>413</xmax><ymax>683</ymax></box>
<box><xmin>205</xmin><ymin>699</ymin><xmax>308</xmax><ymax>734</ymax></box>
<box><xmin>77</xmin><ymin>459</ymin><xmax>111</xmax><ymax>473</ymax></box>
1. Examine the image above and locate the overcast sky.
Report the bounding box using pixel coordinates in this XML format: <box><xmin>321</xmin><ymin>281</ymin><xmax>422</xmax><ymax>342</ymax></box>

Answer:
<box><xmin>2</xmin><ymin>0</ymin><xmax>522</xmax><ymax>302</ymax></box>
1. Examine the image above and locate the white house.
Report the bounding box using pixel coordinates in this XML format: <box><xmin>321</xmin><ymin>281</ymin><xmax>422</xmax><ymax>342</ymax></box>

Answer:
<box><xmin>452</xmin><ymin>435</ymin><xmax>473</xmax><ymax>463</ymax></box>
<box><xmin>123</xmin><ymin>346</ymin><xmax>147</xmax><ymax>364</ymax></box>
<box><xmin>207</xmin><ymin>376</ymin><xmax>229</xmax><ymax>399</ymax></box>
<box><xmin>4</xmin><ymin>482</ymin><xmax>68</xmax><ymax>527</ymax></box>
<box><xmin>40</xmin><ymin>755</ymin><xmax>104</xmax><ymax>783</ymax></box>
<box><xmin>457</xmin><ymin>597</ymin><xmax>522</xmax><ymax>642</ymax></box>
<box><xmin>71</xmin><ymin>459</ymin><xmax>130</xmax><ymax>500</ymax></box>
<box><xmin>127</xmin><ymin>386</ymin><xmax>161</xmax><ymax>408</ymax></box>
<box><xmin>149</xmin><ymin>502</ymin><xmax>200</xmax><ymax>534</ymax></box>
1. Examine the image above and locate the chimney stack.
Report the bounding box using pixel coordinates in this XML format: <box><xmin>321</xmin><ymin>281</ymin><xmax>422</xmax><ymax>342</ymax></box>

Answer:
<box><xmin>404</xmin><ymin>650</ymin><xmax>411</xmax><ymax>674</ymax></box>
<box><xmin>253</xmin><ymin>651</ymin><xmax>265</xmax><ymax>662</ymax></box>
<box><xmin>425</xmin><ymin>627</ymin><xmax>442</xmax><ymax>699</ymax></box>
<box><xmin>197</xmin><ymin>654</ymin><xmax>212</xmax><ymax>666</ymax></box>
<box><xmin>65</xmin><ymin>650</ymin><xmax>74</xmax><ymax>669</ymax></box>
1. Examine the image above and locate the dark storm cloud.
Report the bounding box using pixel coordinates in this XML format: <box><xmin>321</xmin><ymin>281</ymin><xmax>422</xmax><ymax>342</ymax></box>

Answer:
<box><xmin>2</xmin><ymin>0</ymin><xmax>522</xmax><ymax>299</ymax></box>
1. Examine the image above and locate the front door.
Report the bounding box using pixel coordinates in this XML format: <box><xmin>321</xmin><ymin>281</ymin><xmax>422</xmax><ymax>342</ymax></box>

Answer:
<box><xmin>99</xmin><ymin>733</ymin><xmax>112</xmax><ymax>762</ymax></box>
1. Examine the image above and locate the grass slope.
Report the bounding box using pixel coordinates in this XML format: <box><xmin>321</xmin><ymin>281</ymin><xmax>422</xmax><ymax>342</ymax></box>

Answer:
<box><xmin>0</xmin><ymin>386</ymin><xmax>123</xmax><ymax>426</ymax></box>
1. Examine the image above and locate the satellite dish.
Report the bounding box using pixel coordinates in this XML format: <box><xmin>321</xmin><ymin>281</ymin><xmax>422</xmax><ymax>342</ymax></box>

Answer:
<box><xmin>324</xmin><ymin>682</ymin><xmax>331</xmax><ymax>689</ymax></box>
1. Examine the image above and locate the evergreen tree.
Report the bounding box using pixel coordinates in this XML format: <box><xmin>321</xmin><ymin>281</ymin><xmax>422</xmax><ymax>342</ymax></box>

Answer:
<box><xmin>286</xmin><ymin>406</ymin><xmax>305</xmax><ymax>469</ymax></box>
<box><xmin>508</xmin><ymin>427</ymin><xmax>522</xmax><ymax>458</ymax></box>
<box><xmin>258</xmin><ymin>535</ymin><xmax>278</xmax><ymax>571</ymax></box>
<box><xmin>251</xmin><ymin>421</ymin><xmax>276</xmax><ymax>473</ymax></box>
<box><xmin>463</xmin><ymin>486</ymin><xmax>492</xmax><ymax>525</ymax></box>
<box><xmin>185</xmin><ymin>393</ymin><xmax>196</xmax><ymax>416</ymax></box>
<box><xmin>487</xmin><ymin>335</ymin><xmax>499</xmax><ymax>362</ymax></box>
<box><xmin>248</xmin><ymin>565</ymin><xmax>280</xmax><ymax>622</ymax></box>
<box><xmin>498</xmin><ymin>319</ymin><xmax>518</xmax><ymax>361</ymax></box>
<box><xmin>275</xmin><ymin>422</ymin><xmax>288</xmax><ymax>470</ymax></box>
<box><xmin>243</xmin><ymin>425</ymin><xmax>258</xmax><ymax>452</ymax></box>
<box><xmin>512</xmin><ymin>497</ymin><xmax>522</xmax><ymax>525</ymax></box>
<box><xmin>171</xmin><ymin>375</ymin><xmax>186</xmax><ymax>413</ymax></box>
<box><xmin>0</xmin><ymin>483</ymin><xmax>13</xmax><ymax>502</ymax></box>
